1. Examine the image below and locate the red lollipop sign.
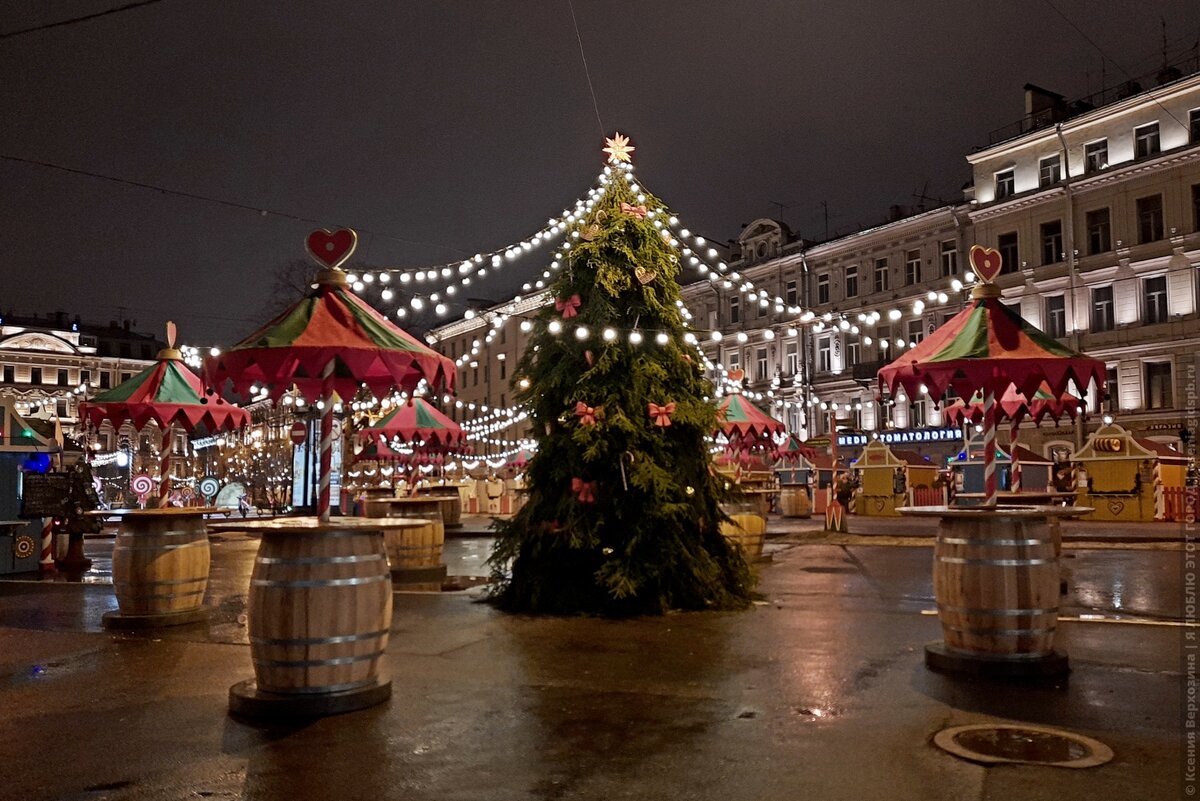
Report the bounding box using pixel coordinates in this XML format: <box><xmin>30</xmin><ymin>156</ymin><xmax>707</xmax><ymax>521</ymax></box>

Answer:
<box><xmin>305</xmin><ymin>228</ymin><xmax>358</xmax><ymax>270</ymax></box>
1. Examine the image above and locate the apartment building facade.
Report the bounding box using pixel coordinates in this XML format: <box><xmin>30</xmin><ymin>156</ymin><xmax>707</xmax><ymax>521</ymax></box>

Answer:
<box><xmin>0</xmin><ymin>313</ymin><xmax>161</xmax><ymax>438</ymax></box>
<box><xmin>681</xmin><ymin>70</ymin><xmax>1200</xmax><ymax>461</ymax></box>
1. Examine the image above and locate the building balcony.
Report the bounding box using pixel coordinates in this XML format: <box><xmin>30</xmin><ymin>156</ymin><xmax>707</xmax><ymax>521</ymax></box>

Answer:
<box><xmin>852</xmin><ymin>359</ymin><xmax>888</xmax><ymax>382</ymax></box>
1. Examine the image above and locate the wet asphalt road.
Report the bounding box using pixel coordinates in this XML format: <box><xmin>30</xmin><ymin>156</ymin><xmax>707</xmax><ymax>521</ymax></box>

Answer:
<box><xmin>0</xmin><ymin>527</ymin><xmax>1186</xmax><ymax>800</ymax></box>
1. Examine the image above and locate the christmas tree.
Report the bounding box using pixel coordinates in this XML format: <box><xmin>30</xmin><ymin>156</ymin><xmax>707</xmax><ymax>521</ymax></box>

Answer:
<box><xmin>489</xmin><ymin>135</ymin><xmax>753</xmax><ymax>616</ymax></box>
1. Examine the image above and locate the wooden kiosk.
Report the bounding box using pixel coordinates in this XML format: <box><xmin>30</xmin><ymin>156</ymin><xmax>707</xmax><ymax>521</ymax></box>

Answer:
<box><xmin>1072</xmin><ymin>423</ymin><xmax>1187</xmax><ymax>522</ymax></box>
<box><xmin>950</xmin><ymin>435</ymin><xmax>1060</xmax><ymax>504</ymax></box>
<box><xmin>852</xmin><ymin>440</ymin><xmax>937</xmax><ymax>517</ymax></box>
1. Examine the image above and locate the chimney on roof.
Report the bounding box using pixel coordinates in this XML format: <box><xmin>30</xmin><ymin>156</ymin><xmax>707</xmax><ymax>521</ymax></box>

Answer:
<box><xmin>123</xmin><ymin>319</ymin><xmax>131</xmax><ymax>331</ymax></box>
<box><xmin>1157</xmin><ymin>65</ymin><xmax>1182</xmax><ymax>86</ymax></box>
<box><xmin>1023</xmin><ymin>83</ymin><xmax>1068</xmax><ymax>130</ymax></box>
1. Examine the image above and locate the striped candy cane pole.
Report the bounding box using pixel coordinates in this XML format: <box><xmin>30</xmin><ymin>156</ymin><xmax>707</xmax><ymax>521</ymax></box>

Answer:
<box><xmin>1009</xmin><ymin>418</ymin><xmax>1021</xmax><ymax>494</ymax></box>
<box><xmin>317</xmin><ymin>361</ymin><xmax>336</xmax><ymax>522</ymax></box>
<box><xmin>40</xmin><ymin>517</ymin><xmax>55</xmax><ymax>572</ymax></box>
<box><xmin>158</xmin><ymin>424</ymin><xmax>173</xmax><ymax>507</ymax></box>
<box><xmin>982</xmin><ymin>387</ymin><xmax>998</xmax><ymax>506</ymax></box>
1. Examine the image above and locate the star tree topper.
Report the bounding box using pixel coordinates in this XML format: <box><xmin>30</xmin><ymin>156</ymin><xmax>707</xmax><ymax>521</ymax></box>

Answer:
<box><xmin>603</xmin><ymin>132</ymin><xmax>635</xmax><ymax>163</ymax></box>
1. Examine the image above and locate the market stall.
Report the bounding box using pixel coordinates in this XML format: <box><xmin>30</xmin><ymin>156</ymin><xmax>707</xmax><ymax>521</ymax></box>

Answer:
<box><xmin>773</xmin><ymin>434</ymin><xmax>817</xmax><ymax>518</ymax></box>
<box><xmin>851</xmin><ymin>440</ymin><xmax>937</xmax><ymax>517</ymax></box>
<box><xmin>0</xmin><ymin>397</ymin><xmax>59</xmax><ymax>575</ymax></box>
<box><xmin>1071</xmin><ymin>423</ymin><xmax>1187</xmax><ymax>522</ymax></box>
<box><xmin>950</xmin><ymin>436</ymin><xmax>1059</xmax><ymax>503</ymax></box>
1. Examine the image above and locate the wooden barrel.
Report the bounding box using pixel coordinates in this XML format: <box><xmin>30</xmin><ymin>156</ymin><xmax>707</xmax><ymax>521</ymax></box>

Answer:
<box><xmin>248</xmin><ymin>527</ymin><xmax>392</xmax><ymax>695</ymax></box>
<box><xmin>719</xmin><ymin>503</ymin><xmax>766</xmax><ymax>559</ymax></box>
<box><xmin>418</xmin><ymin>486</ymin><xmax>462</xmax><ymax>527</ymax></box>
<box><xmin>112</xmin><ymin>511</ymin><xmax>210</xmax><ymax>617</ymax></box>
<box><xmin>362</xmin><ymin>498</ymin><xmax>445</xmax><ymax>587</ymax></box>
<box><xmin>933</xmin><ymin>513</ymin><xmax>1060</xmax><ymax>657</ymax></box>
<box><xmin>779</xmin><ymin>485</ymin><xmax>811</xmax><ymax>518</ymax></box>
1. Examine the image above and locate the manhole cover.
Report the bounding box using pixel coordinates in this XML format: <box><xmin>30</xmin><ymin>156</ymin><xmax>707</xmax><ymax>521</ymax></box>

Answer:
<box><xmin>934</xmin><ymin>724</ymin><xmax>1113</xmax><ymax>768</ymax></box>
<box><xmin>801</xmin><ymin>566</ymin><xmax>858</xmax><ymax>574</ymax></box>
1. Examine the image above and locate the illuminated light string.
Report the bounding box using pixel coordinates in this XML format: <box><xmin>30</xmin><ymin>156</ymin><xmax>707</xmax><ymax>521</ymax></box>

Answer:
<box><xmin>352</xmin><ymin>158</ymin><xmax>969</xmax><ymax>335</ymax></box>
<box><xmin>417</xmin><ymin>188</ymin><xmax>972</xmax><ymax>386</ymax></box>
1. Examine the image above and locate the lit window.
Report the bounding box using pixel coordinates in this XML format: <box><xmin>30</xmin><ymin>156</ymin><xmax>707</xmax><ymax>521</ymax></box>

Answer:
<box><xmin>1085</xmin><ymin>139</ymin><xmax>1108</xmax><ymax>173</ymax></box>
<box><xmin>995</xmin><ymin>169</ymin><xmax>1015</xmax><ymax>199</ymax></box>
<box><xmin>1039</xmin><ymin>155</ymin><xmax>1061</xmax><ymax>187</ymax></box>
<box><xmin>1134</xmin><ymin>123</ymin><xmax>1161</xmax><ymax>158</ymax></box>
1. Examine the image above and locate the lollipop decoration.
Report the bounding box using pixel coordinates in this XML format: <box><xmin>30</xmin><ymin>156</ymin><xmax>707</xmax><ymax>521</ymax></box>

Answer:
<box><xmin>130</xmin><ymin>474</ymin><xmax>154</xmax><ymax>507</ymax></box>
<box><xmin>199</xmin><ymin>476</ymin><xmax>220</xmax><ymax>502</ymax></box>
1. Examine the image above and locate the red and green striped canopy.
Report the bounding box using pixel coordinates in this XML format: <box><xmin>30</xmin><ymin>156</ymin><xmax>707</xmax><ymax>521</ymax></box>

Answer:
<box><xmin>357</xmin><ymin>397</ymin><xmax>464</xmax><ymax>450</ymax></box>
<box><xmin>878</xmin><ymin>287</ymin><xmax>1105</xmax><ymax>404</ymax></box>
<box><xmin>353</xmin><ymin>438</ymin><xmax>459</xmax><ymax>466</ymax></box>
<box><xmin>204</xmin><ymin>271</ymin><xmax>455</xmax><ymax>401</ymax></box>
<box><xmin>715</xmin><ymin>393</ymin><xmax>786</xmax><ymax>450</ymax></box>
<box><xmin>80</xmin><ymin>351</ymin><xmax>249</xmax><ymax>433</ymax></box>
<box><xmin>507</xmin><ymin>448</ymin><xmax>536</xmax><ymax>468</ymax></box>
<box><xmin>941</xmin><ymin>382</ymin><xmax>1083</xmax><ymax>427</ymax></box>
<box><xmin>773</xmin><ymin>433</ymin><xmax>819</xmax><ymax>464</ymax></box>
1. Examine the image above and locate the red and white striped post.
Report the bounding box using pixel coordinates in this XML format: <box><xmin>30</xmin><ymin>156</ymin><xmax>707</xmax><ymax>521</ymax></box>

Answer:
<box><xmin>158</xmin><ymin>424</ymin><xmax>173</xmax><ymax>507</ymax></box>
<box><xmin>40</xmin><ymin>517</ymin><xmax>56</xmax><ymax>572</ymax></box>
<box><xmin>982</xmin><ymin>387</ymin><xmax>998</xmax><ymax>506</ymax></box>
<box><xmin>1009</xmin><ymin>418</ymin><xmax>1021</xmax><ymax>494</ymax></box>
<box><xmin>317</xmin><ymin>361</ymin><xmax>336</xmax><ymax>522</ymax></box>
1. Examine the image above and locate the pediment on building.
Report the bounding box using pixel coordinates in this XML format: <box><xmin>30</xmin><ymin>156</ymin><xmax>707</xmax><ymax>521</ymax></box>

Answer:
<box><xmin>0</xmin><ymin>332</ymin><xmax>79</xmax><ymax>354</ymax></box>
<box><xmin>738</xmin><ymin>218</ymin><xmax>783</xmax><ymax>243</ymax></box>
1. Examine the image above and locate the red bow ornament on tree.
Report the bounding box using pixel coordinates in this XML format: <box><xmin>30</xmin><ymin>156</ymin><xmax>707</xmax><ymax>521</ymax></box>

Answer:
<box><xmin>648</xmin><ymin>402</ymin><xmax>676</xmax><ymax>427</ymax></box>
<box><xmin>555</xmin><ymin>294</ymin><xmax>582</xmax><ymax>319</ymax></box>
<box><xmin>574</xmin><ymin>401</ymin><xmax>601</xmax><ymax>426</ymax></box>
<box><xmin>571</xmin><ymin>477</ymin><xmax>597</xmax><ymax>504</ymax></box>
<box><xmin>620</xmin><ymin>202</ymin><xmax>648</xmax><ymax>219</ymax></box>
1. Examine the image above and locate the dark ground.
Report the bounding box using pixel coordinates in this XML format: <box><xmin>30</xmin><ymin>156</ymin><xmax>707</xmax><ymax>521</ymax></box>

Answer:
<box><xmin>0</xmin><ymin>516</ymin><xmax>1186</xmax><ymax>801</ymax></box>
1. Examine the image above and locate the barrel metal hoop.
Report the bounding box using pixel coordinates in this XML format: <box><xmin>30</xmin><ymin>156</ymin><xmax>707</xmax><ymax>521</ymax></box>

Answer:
<box><xmin>250</xmin><ymin>573</ymin><xmax>390</xmax><ymax>588</ymax></box>
<box><xmin>250</xmin><ymin>628</ymin><xmax>389</xmax><ymax>647</ymax></box>
<box><xmin>114</xmin><ymin>540</ymin><xmax>208</xmax><ymax>552</ymax></box>
<box><xmin>937</xmin><ymin>603</ymin><xmax>1059</xmax><ymax>616</ymax></box>
<box><xmin>117</xmin><ymin>530</ymin><xmax>205</xmax><ymax>539</ymax></box>
<box><xmin>114</xmin><ymin>577</ymin><xmax>207</xmax><ymax>587</ymax></box>
<box><xmin>942</xmin><ymin>623</ymin><xmax>1057</xmax><ymax>636</ymax></box>
<box><xmin>938</xmin><ymin>537</ymin><xmax>1050</xmax><ymax>547</ymax></box>
<box><xmin>937</xmin><ymin>557</ymin><xmax>1055</xmax><ymax>566</ymax></box>
<box><xmin>253</xmin><ymin>651</ymin><xmax>384</xmax><ymax>669</ymax></box>
<box><xmin>255</xmin><ymin>553</ymin><xmax>386</xmax><ymax>566</ymax></box>
<box><xmin>114</xmin><ymin>588</ymin><xmax>206</xmax><ymax>600</ymax></box>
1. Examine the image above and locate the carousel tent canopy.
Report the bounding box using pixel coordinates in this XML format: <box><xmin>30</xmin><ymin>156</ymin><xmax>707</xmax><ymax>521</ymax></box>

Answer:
<box><xmin>79</xmin><ymin>350</ymin><xmax>249</xmax><ymax>433</ymax></box>
<box><xmin>878</xmin><ymin>287</ymin><xmax>1106</xmax><ymax>404</ymax></box>
<box><xmin>941</xmin><ymin>382</ymin><xmax>1083</xmax><ymax>427</ymax></box>
<box><xmin>206</xmin><ymin>271</ymin><xmax>455</xmax><ymax>402</ymax></box>
<box><xmin>715</xmin><ymin>393</ymin><xmax>787</xmax><ymax>442</ymax></box>
<box><xmin>358</xmin><ymin>397</ymin><xmax>464</xmax><ymax>449</ymax></box>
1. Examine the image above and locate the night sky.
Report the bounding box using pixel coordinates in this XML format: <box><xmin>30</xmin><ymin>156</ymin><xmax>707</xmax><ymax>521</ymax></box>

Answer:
<box><xmin>2</xmin><ymin>1</ymin><xmax>1197</xmax><ymax>344</ymax></box>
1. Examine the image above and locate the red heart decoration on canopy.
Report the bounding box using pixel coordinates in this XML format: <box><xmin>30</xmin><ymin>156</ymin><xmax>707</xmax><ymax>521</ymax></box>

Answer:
<box><xmin>728</xmin><ymin>368</ymin><xmax>746</xmax><ymax>383</ymax></box>
<box><xmin>969</xmin><ymin>245</ymin><xmax>1003</xmax><ymax>283</ymax></box>
<box><xmin>306</xmin><ymin>228</ymin><xmax>358</xmax><ymax>269</ymax></box>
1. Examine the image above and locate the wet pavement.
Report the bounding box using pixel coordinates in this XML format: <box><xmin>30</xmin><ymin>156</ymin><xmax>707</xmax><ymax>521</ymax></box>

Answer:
<box><xmin>0</xmin><ymin>517</ymin><xmax>1186</xmax><ymax>800</ymax></box>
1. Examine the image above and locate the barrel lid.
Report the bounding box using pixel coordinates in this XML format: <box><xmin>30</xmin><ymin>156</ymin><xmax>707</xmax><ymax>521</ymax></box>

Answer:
<box><xmin>897</xmin><ymin>505</ymin><xmax>1093</xmax><ymax>519</ymax></box>
<box><xmin>209</xmin><ymin>515</ymin><xmax>432</xmax><ymax>534</ymax></box>
<box><xmin>88</xmin><ymin>507</ymin><xmax>220</xmax><ymax>518</ymax></box>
